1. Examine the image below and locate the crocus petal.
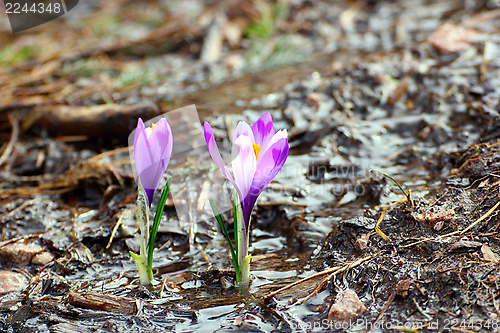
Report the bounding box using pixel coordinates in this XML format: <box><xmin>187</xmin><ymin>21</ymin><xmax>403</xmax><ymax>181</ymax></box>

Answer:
<box><xmin>251</xmin><ymin>112</ymin><xmax>275</xmax><ymax>151</ymax></box>
<box><xmin>204</xmin><ymin>122</ymin><xmax>240</xmax><ymax>193</ymax></box>
<box><xmin>134</xmin><ymin>119</ymin><xmax>148</xmax><ymax>176</ymax></box>
<box><xmin>134</xmin><ymin>118</ymin><xmax>173</xmax><ymax>205</ymax></box>
<box><xmin>257</xmin><ymin>129</ymin><xmax>288</xmax><ymax>164</ymax></box>
<box><xmin>233</xmin><ymin>121</ymin><xmax>255</xmax><ymax>143</ymax></box>
<box><xmin>239</xmin><ymin>137</ymin><xmax>288</xmax><ymax>227</ymax></box>
<box><xmin>147</xmin><ymin>118</ymin><xmax>173</xmax><ymax>188</ymax></box>
<box><xmin>134</xmin><ymin>120</ymin><xmax>158</xmax><ymax>204</ymax></box>
<box><xmin>232</xmin><ymin>135</ymin><xmax>257</xmax><ymax>201</ymax></box>
<box><xmin>251</xmin><ymin>137</ymin><xmax>289</xmax><ymax>198</ymax></box>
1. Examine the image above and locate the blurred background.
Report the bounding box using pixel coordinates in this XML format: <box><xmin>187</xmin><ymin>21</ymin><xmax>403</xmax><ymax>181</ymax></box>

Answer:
<box><xmin>1</xmin><ymin>1</ymin><xmax>500</xmax><ymax>332</ymax></box>
<box><xmin>1</xmin><ymin>0</ymin><xmax>497</xmax><ymax>144</ymax></box>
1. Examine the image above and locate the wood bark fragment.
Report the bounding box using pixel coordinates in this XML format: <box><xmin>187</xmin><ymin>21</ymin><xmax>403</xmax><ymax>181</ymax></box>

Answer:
<box><xmin>67</xmin><ymin>291</ymin><xmax>137</xmax><ymax>314</ymax></box>
<box><xmin>32</xmin><ymin>102</ymin><xmax>160</xmax><ymax>140</ymax></box>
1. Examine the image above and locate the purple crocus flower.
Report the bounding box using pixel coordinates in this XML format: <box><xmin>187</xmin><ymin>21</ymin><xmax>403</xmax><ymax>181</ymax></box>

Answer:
<box><xmin>133</xmin><ymin>118</ymin><xmax>173</xmax><ymax>205</ymax></box>
<box><xmin>204</xmin><ymin>112</ymin><xmax>289</xmax><ymax>228</ymax></box>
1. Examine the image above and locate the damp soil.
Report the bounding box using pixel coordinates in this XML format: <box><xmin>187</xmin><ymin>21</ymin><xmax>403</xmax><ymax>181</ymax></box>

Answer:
<box><xmin>1</xmin><ymin>0</ymin><xmax>500</xmax><ymax>332</ymax></box>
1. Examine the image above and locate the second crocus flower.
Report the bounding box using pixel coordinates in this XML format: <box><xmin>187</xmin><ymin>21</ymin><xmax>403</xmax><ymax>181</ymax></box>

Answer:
<box><xmin>204</xmin><ymin>112</ymin><xmax>289</xmax><ymax>289</ymax></box>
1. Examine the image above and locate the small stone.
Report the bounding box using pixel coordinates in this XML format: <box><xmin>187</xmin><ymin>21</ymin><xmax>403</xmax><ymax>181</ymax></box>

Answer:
<box><xmin>396</xmin><ymin>279</ymin><xmax>411</xmax><ymax>298</ymax></box>
<box><xmin>330</xmin><ymin>61</ymin><xmax>344</xmax><ymax>73</ymax></box>
<box><xmin>343</xmin><ymin>216</ymin><xmax>376</xmax><ymax>230</ymax></box>
<box><xmin>354</xmin><ymin>234</ymin><xmax>369</xmax><ymax>252</ymax></box>
<box><xmin>306</xmin><ymin>92</ymin><xmax>323</xmax><ymax>105</ymax></box>
<box><xmin>328</xmin><ymin>289</ymin><xmax>366</xmax><ymax>323</ymax></box>
<box><xmin>32</xmin><ymin>251</ymin><xmax>55</xmax><ymax>265</ymax></box>
<box><xmin>427</xmin><ymin>23</ymin><xmax>478</xmax><ymax>55</ymax></box>
<box><xmin>220</xmin><ymin>276</ymin><xmax>233</xmax><ymax>290</ymax></box>
<box><xmin>0</xmin><ymin>241</ymin><xmax>44</xmax><ymax>265</ymax></box>
<box><xmin>233</xmin><ymin>316</ymin><xmax>244</xmax><ymax>326</ymax></box>
<box><xmin>481</xmin><ymin>245</ymin><xmax>500</xmax><ymax>263</ymax></box>
<box><xmin>0</xmin><ymin>270</ymin><xmax>28</xmax><ymax>294</ymax></box>
<box><xmin>224</xmin><ymin>54</ymin><xmax>244</xmax><ymax>70</ymax></box>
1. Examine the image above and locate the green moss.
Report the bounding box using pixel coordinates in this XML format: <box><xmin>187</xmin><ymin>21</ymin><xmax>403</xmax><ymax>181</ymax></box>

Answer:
<box><xmin>0</xmin><ymin>45</ymin><xmax>37</xmax><ymax>66</ymax></box>
<box><xmin>114</xmin><ymin>66</ymin><xmax>161</xmax><ymax>87</ymax></box>
<box><xmin>63</xmin><ymin>59</ymin><xmax>113</xmax><ymax>77</ymax></box>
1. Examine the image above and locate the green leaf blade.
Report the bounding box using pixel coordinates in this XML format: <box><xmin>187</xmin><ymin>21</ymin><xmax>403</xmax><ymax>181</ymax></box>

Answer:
<box><xmin>209</xmin><ymin>198</ymin><xmax>240</xmax><ymax>282</ymax></box>
<box><xmin>147</xmin><ymin>176</ymin><xmax>172</xmax><ymax>281</ymax></box>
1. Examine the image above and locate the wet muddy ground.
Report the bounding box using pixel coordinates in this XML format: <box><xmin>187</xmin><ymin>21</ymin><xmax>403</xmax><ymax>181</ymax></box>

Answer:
<box><xmin>1</xmin><ymin>0</ymin><xmax>500</xmax><ymax>332</ymax></box>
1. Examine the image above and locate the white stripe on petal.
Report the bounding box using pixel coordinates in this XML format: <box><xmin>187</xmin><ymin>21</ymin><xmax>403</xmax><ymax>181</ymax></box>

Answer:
<box><xmin>232</xmin><ymin>135</ymin><xmax>256</xmax><ymax>200</ymax></box>
<box><xmin>233</xmin><ymin>121</ymin><xmax>255</xmax><ymax>143</ymax></box>
<box><xmin>204</xmin><ymin>122</ymin><xmax>240</xmax><ymax>193</ymax></box>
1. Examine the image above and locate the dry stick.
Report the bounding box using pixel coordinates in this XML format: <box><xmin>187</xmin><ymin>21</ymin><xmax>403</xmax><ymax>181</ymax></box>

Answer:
<box><xmin>290</xmin><ymin>255</ymin><xmax>373</xmax><ymax>307</ymax></box>
<box><xmin>0</xmin><ymin>198</ymin><xmax>36</xmax><ymax>222</ymax></box>
<box><xmin>429</xmin><ymin>189</ymin><xmax>449</xmax><ymax>207</ymax></box>
<box><xmin>374</xmin><ymin>291</ymin><xmax>396</xmax><ymax>326</ymax></box>
<box><xmin>0</xmin><ymin>234</ymin><xmax>40</xmax><ymax>250</ymax></box>
<box><xmin>460</xmin><ymin>199</ymin><xmax>500</xmax><ymax>234</ymax></box>
<box><xmin>413</xmin><ymin>297</ymin><xmax>432</xmax><ymax>320</ymax></box>
<box><xmin>0</xmin><ymin>114</ymin><xmax>19</xmax><ymax>167</ymax></box>
<box><xmin>289</xmin><ymin>272</ymin><xmax>335</xmax><ymax>308</ymax></box>
<box><xmin>263</xmin><ymin>254</ymin><xmax>377</xmax><ymax>301</ymax></box>
<box><xmin>263</xmin><ymin>267</ymin><xmax>341</xmax><ymax>300</ymax></box>
<box><xmin>375</xmin><ymin>198</ymin><xmax>408</xmax><ymax>241</ymax></box>
<box><xmin>401</xmin><ymin>199</ymin><xmax>500</xmax><ymax>249</ymax></box>
<box><xmin>106</xmin><ymin>208</ymin><xmax>132</xmax><ymax>249</ymax></box>
<box><xmin>196</xmin><ymin>179</ymin><xmax>211</xmax><ymax>212</ymax></box>
<box><xmin>88</xmin><ymin>146</ymin><xmax>131</xmax><ymax>164</ymax></box>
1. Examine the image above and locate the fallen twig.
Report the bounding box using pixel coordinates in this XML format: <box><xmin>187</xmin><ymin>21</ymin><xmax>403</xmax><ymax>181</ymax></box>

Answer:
<box><xmin>106</xmin><ymin>208</ymin><xmax>133</xmax><ymax>249</ymax></box>
<box><xmin>374</xmin><ymin>291</ymin><xmax>396</xmax><ymax>325</ymax></box>
<box><xmin>413</xmin><ymin>297</ymin><xmax>432</xmax><ymax>320</ymax></box>
<box><xmin>289</xmin><ymin>272</ymin><xmax>335</xmax><ymax>307</ymax></box>
<box><xmin>374</xmin><ymin>198</ymin><xmax>407</xmax><ymax>241</ymax></box>
<box><xmin>263</xmin><ymin>254</ymin><xmax>377</xmax><ymax>301</ymax></box>
<box><xmin>0</xmin><ymin>113</ymin><xmax>19</xmax><ymax>167</ymax></box>
<box><xmin>460</xmin><ymin>199</ymin><xmax>500</xmax><ymax>234</ymax></box>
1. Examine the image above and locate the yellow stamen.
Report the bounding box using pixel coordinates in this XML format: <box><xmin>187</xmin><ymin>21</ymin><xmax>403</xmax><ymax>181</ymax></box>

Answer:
<box><xmin>252</xmin><ymin>143</ymin><xmax>261</xmax><ymax>160</ymax></box>
<box><xmin>151</xmin><ymin>122</ymin><xmax>158</xmax><ymax>132</ymax></box>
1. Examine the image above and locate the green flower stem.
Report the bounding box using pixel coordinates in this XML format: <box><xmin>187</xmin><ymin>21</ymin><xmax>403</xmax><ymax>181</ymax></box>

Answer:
<box><xmin>135</xmin><ymin>181</ymin><xmax>151</xmax><ymax>285</ymax></box>
<box><xmin>240</xmin><ymin>254</ymin><xmax>252</xmax><ymax>292</ymax></box>
<box><xmin>233</xmin><ymin>189</ymin><xmax>246</xmax><ymax>274</ymax></box>
<box><xmin>233</xmin><ymin>189</ymin><xmax>251</xmax><ymax>292</ymax></box>
<box><xmin>131</xmin><ymin>178</ymin><xmax>171</xmax><ymax>286</ymax></box>
<box><xmin>130</xmin><ymin>251</ymin><xmax>149</xmax><ymax>286</ymax></box>
<box><xmin>209</xmin><ymin>189</ymin><xmax>252</xmax><ymax>292</ymax></box>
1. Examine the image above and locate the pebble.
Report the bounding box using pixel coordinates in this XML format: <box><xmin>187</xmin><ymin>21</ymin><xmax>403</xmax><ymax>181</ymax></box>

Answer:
<box><xmin>0</xmin><ymin>241</ymin><xmax>47</xmax><ymax>265</ymax></box>
<box><xmin>328</xmin><ymin>289</ymin><xmax>366</xmax><ymax>323</ymax></box>
<box><xmin>306</xmin><ymin>92</ymin><xmax>323</xmax><ymax>105</ymax></box>
<box><xmin>0</xmin><ymin>270</ymin><xmax>28</xmax><ymax>294</ymax></box>
<box><xmin>32</xmin><ymin>251</ymin><xmax>55</xmax><ymax>265</ymax></box>
<box><xmin>427</xmin><ymin>23</ymin><xmax>478</xmax><ymax>54</ymax></box>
